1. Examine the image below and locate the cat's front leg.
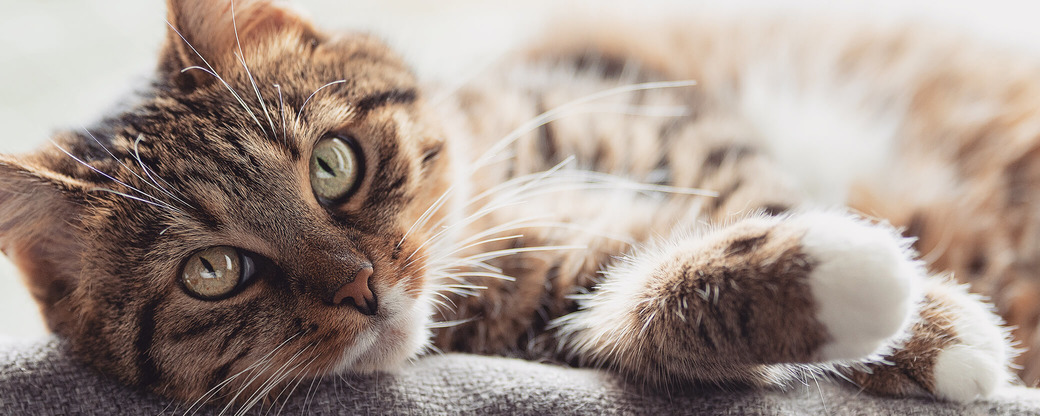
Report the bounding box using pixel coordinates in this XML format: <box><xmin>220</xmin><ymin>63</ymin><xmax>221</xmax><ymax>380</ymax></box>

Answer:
<box><xmin>552</xmin><ymin>211</ymin><xmax>1012</xmax><ymax>401</ymax></box>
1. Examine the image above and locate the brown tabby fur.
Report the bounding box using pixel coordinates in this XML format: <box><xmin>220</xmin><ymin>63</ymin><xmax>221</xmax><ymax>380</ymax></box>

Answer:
<box><xmin>0</xmin><ymin>0</ymin><xmax>1034</xmax><ymax>409</ymax></box>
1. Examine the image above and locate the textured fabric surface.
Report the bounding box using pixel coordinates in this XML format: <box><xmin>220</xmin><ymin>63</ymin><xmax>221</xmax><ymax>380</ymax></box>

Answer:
<box><xmin>2</xmin><ymin>337</ymin><xmax>1039</xmax><ymax>415</ymax></box>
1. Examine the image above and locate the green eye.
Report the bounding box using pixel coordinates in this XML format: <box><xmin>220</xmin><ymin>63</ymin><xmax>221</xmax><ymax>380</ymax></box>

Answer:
<box><xmin>182</xmin><ymin>246</ymin><xmax>255</xmax><ymax>300</ymax></box>
<box><xmin>310</xmin><ymin>136</ymin><xmax>361</xmax><ymax>201</ymax></box>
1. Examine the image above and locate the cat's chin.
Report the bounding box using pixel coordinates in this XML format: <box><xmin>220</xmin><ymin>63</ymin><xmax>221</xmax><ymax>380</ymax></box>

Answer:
<box><xmin>329</xmin><ymin>283</ymin><xmax>433</xmax><ymax>375</ymax></box>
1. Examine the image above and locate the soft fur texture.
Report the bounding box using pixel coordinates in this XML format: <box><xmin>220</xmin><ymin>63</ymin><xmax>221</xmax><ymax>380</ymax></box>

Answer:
<box><xmin>0</xmin><ymin>0</ymin><xmax>1035</xmax><ymax>412</ymax></box>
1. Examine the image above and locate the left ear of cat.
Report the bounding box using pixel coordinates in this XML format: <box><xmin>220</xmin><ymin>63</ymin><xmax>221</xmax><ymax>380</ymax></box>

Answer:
<box><xmin>0</xmin><ymin>155</ymin><xmax>90</xmax><ymax>334</ymax></box>
<box><xmin>159</xmin><ymin>0</ymin><xmax>315</xmax><ymax>89</ymax></box>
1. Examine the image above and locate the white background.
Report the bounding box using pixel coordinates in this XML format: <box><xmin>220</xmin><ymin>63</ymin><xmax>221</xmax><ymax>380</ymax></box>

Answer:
<box><xmin>1</xmin><ymin>0</ymin><xmax>1040</xmax><ymax>338</ymax></box>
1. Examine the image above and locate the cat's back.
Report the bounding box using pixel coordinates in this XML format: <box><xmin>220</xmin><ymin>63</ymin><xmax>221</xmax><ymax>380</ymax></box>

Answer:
<box><xmin>449</xmin><ymin>15</ymin><xmax>1040</xmax><ymax>199</ymax></box>
<box><xmin>437</xmin><ymin>14</ymin><xmax>1040</xmax><ymax>381</ymax></box>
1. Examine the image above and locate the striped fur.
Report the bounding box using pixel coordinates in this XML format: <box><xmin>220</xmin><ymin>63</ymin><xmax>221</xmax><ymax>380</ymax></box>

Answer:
<box><xmin>0</xmin><ymin>0</ymin><xmax>1032</xmax><ymax>409</ymax></box>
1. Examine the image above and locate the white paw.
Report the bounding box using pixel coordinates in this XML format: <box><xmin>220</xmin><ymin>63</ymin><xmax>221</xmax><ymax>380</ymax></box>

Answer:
<box><xmin>929</xmin><ymin>281</ymin><xmax>1013</xmax><ymax>403</ymax></box>
<box><xmin>790</xmin><ymin>211</ymin><xmax>922</xmax><ymax>361</ymax></box>
<box><xmin>933</xmin><ymin>344</ymin><xmax>1004</xmax><ymax>403</ymax></box>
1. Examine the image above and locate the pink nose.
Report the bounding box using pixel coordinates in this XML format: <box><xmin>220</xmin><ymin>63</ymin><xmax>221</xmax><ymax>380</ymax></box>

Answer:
<box><xmin>333</xmin><ymin>266</ymin><xmax>377</xmax><ymax>315</ymax></box>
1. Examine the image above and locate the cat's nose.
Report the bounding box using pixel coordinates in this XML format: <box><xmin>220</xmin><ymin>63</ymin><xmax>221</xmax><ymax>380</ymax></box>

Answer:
<box><xmin>331</xmin><ymin>266</ymin><xmax>378</xmax><ymax>315</ymax></box>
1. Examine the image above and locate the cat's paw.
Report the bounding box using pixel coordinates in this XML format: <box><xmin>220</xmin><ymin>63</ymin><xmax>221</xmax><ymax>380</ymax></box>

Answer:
<box><xmin>928</xmin><ymin>281</ymin><xmax>1013</xmax><ymax>403</ymax></box>
<box><xmin>932</xmin><ymin>344</ymin><xmax>1005</xmax><ymax>402</ymax></box>
<box><xmin>843</xmin><ymin>278</ymin><xmax>1014</xmax><ymax>403</ymax></box>
<box><xmin>790</xmin><ymin>212</ymin><xmax>922</xmax><ymax>361</ymax></box>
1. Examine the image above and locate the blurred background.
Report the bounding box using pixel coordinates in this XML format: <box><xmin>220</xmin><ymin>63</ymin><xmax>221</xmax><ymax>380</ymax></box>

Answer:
<box><xmin>2</xmin><ymin>0</ymin><xmax>1040</xmax><ymax>339</ymax></box>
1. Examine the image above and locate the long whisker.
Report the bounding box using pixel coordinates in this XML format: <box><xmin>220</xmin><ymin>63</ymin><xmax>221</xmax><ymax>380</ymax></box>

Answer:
<box><xmin>463</xmin><ymin>156</ymin><xmax>578</xmax><ymax>211</ymax></box>
<box><xmin>274</xmin><ymin>83</ymin><xmax>287</xmax><ymax>143</ymax></box>
<box><xmin>230</xmin><ymin>0</ymin><xmax>277</xmax><ymax>139</ymax></box>
<box><xmin>271</xmin><ymin>359</ymin><xmax>321</xmax><ymax>416</ymax></box>
<box><xmin>396</xmin><ymin>183</ymin><xmax>457</xmax><ymax>250</ymax></box>
<box><xmin>89</xmin><ymin>188</ymin><xmax>175</xmax><ymax>211</ymax></box>
<box><xmin>185</xmin><ymin>333</ymin><xmax>303</xmax><ymax>415</ymax></box>
<box><xmin>471</xmin><ymin>80</ymin><xmax>697</xmax><ymax>170</ymax></box>
<box><xmin>397</xmin><ymin>88</ymin><xmax>695</xmax><ymax>253</ymax></box>
<box><xmin>459</xmin><ymin>244</ymin><xmax>586</xmax><ymax>264</ymax></box>
<box><xmin>49</xmin><ymin>141</ymin><xmax>181</xmax><ymax>213</ymax></box>
<box><xmin>403</xmin><ymin>156</ymin><xmax>578</xmax><ymax>264</ymax></box>
<box><xmin>130</xmin><ymin>135</ymin><xmax>195</xmax><ymax>208</ymax></box>
<box><xmin>419</xmin><ymin>168</ymin><xmax>716</xmax><ymax>261</ymax></box>
<box><xmin>82</xmin><ymin>129</ymin><xmax>166</xmax><ymax>198</ymax></box>
<box><xmin>239</xmin><ymin>344</ymin><xmax>316</xmax><ymax>416</ymax></box>
<box><xmin>166</xmin><ymin>20</ymin><xmax>266</xmax><ymax>132</ymax></box>
<box><xmin>300</xmin><ymin>364</ymin><xmax>330</xmax><ymax>415</ymax></box>
<box><xmin>294</xmin><ymin>80</ymin><xmax>347</xmax><ymax>136</ymax></box>
<box><xmin>214</xmin><ymin>333</ymin><xmax>304</xmax><ymax>416</ymax></box>
<box><xmin>246</xmin><ymin>351</ymin><xmax>310</xmax><ymax>410</ymax></box>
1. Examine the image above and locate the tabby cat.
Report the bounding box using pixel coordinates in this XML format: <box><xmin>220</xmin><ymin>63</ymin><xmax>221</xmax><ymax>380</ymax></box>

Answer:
<box><xmin>4</xmin><ymin>0</ymin><xmax>1037</xmax><ymax>410</ymax></box>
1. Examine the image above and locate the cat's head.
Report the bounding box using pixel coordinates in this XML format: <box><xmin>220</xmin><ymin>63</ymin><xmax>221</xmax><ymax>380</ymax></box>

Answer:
<box><xmin>0</xmin><ymin>0</ymin><xmax>462</xmax><ymax>403</ymax></box>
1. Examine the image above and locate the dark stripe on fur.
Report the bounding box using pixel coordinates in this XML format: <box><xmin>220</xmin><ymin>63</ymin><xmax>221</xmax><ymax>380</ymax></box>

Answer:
<box><xmin>421</xmin><ymin>142</ymin><xmax>444</xmax><ymax>167</ymax></box>
<box><xmin>355</xmin><ymin>88</ymin><xmax>417</xmax><ymax>116</ymax></box>
<box><xmin>573</xmin><ymin>52</ymin><xmax>630</xmax><ymax>79</ymax></box>
<box><xmin>711</xmin><ymin>179</ymin><xmax>744</xmax><ymax>211</ymax></box>
<box><xmin>535</xmin><ymin>99</ymin><xmax>559</xmax><ymax>163</ymax></box>
<box><xmin>702</xmin><ymin>145</ymin><xmax>756</xmax><ymax>177</ymax></box>
<box><xmin>726</xmin><ymin>233</ymin><xmax>768</xmax><ymax>256</ymax></box>
<box><xmin>135</xmin><ymin>298</ymin><xmax>163</xmax><ymax>387</ymax></box>
<box><xmin>760</xmin><ymin>204</ymin><xmax>790</xmax><ymax>217</ymax></box>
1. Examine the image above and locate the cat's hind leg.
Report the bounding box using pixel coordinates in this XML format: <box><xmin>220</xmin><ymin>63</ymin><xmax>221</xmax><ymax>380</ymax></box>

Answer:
<box><xmin>552</xmin><ymin>210</ymin><xmax>1013</xmax><ymax>401</ymax></box>
<box><xmin>843</xmin><ymin>277</ymin><xmax>1015</xmax><ymax>402</ymax></box>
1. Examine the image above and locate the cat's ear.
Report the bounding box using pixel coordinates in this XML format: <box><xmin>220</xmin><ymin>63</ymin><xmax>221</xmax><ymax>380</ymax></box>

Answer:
<box><xmin>159</xmin><ymin>0</ymin><xmax>312</xmax><ymax>86</ymax></box>
<box><xmin>0</xmin><ymin>156</ymin><xmax>89</xmax><ymax>333</ymax></box>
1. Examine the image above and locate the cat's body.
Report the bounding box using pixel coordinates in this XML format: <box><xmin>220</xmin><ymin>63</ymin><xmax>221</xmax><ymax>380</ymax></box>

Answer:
<box><xmin>0</xmin><ymin>0</ymin><xmax>1034</xmax><ymax>410</ymax></box>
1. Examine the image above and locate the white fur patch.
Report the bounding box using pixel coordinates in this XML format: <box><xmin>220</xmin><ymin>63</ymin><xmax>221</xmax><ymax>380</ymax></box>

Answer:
<box><xmin>333</xmin><ymin>282</ymin><xmax>432</xmax><ymax>374</ymax></box>
<box><xmin>737</xmin><ymin>45</ymin><xmax>906</xmax><ymax>206</ymax></box>
<box><xmin>550</xmin><ymin>237</ymin><xmax>672</xmax><ymax>361</ymax></box>
<box><xmin>928</xmin><ymin>280</ymin><xmax>1013</xmax><ymax>403</ymax></box>
<box><xmin>792</xmin><ymin>211</ymin><xmax>922</xmax><ymax>361</ymax></box>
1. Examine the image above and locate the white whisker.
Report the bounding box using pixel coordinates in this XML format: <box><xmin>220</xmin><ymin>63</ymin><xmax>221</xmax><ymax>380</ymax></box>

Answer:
<box><xmin>402</xmin><ymin>158</ymin><xmax>579</xmax><ymax>265</ymax></box>
<box><xmin>230</xmin><ymin>0</ymin><xmax>276</xmax><ymax>140</ymax></box>
<box><xmin>167</xmin><ymin>20</ymin><xmax>266</xmax><ymax>133</ymax></box>
<box><xmin>471</xmin><ymin>80</ymin><xmax>697</xmax><ymax>170</ymax></box>
<box><xmin>397</xmin><ymin>183</ymin><xmax>457</xmax><ymax>249</ymax></box>
<box><xmin>460</xmin><ymin>244</ymin><xmax>586</xmax><ymax>264</ymax></box>
<box><xmin>274</xmin><ymin>83</ymin><xmax>288</xmax><ymax>142</ymax></box>
<box><xmin>131</xmin><ymin>135</ymin><xmax>195</xmax><ymax>208</ymax></box>
<box><xmin>214</xmin><ymin>333</ymin><xmax>303</xmax><ymax>416</ymax></box>
<box><xmin>50</xmin><ymin>141</ymin><xmax>181</xmax><ymax>213</ymax></box>
<box><xmin>426</xmin><ymin>317</ymin><xmax>479</xmax><ymax>329</ymax></box>
<box><xmin>236</xmin><ymin>344</ymin><xmax>315</xmax><ymax>416</ymax></box>
<box><xmin>89</xmin><ymin>188</ymin><xmax>175</xmax><ymax>211</ymax></box>
<box><xmin>294</xmin><ymin>80</ymin><xmax>347</xmax><ymax>136</ymax></box>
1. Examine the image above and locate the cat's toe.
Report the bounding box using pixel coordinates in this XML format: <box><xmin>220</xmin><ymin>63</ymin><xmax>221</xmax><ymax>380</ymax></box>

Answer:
<box><xmin>933</xmin><ymin>344</ymin><xmax>1003</xmax><ymax>402</ymax></box>
<box><xmin>790</xmin><ymin>211</ymin><xmax>923</xmax><ymax>361</ymax></box>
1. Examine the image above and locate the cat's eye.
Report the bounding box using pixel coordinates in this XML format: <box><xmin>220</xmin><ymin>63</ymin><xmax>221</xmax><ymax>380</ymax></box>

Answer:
<box><xmin>181</xmin><ymin>246</ymin><xmax>257</xmax><ymax>300</ymax></box>
<box><xmin>310</xmin><ymin>136</ymin><xmax>361</xmax><ymax>202</ymax></box>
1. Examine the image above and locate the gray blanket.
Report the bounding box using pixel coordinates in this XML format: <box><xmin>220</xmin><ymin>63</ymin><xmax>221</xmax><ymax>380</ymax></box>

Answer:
<box><xmin>1</xmin><ymin>337</ymin><xmax>1039</xmax><ymax>415</ymax></box>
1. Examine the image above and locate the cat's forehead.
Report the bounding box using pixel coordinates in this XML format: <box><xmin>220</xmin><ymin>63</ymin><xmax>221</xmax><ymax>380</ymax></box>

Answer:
<box><xmin>153</xmin><ymin>33</ymin><xmax>418</xmax><ymax>147</ymax></box>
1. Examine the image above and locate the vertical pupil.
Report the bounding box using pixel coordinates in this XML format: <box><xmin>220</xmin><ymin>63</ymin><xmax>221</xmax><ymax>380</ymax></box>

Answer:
<box><xmin>317</xmin><ymin>156</ymin><xmax>336</xmax><ymax>176</ymax></box>
<box><xmin>200</xmin><ymin>257</ymin><xmax>216</xmax><ymax>275</ymax></box>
